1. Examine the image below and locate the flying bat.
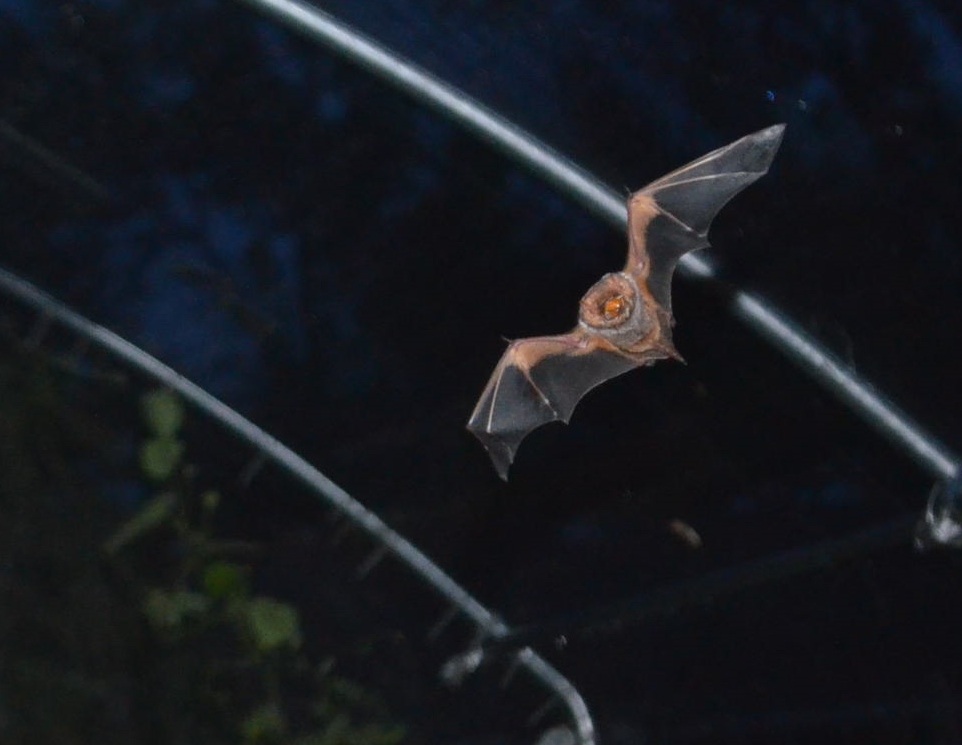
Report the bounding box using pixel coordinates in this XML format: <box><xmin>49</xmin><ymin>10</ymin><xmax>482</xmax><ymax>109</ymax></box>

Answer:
<box><xmin>467</xmin><ymin>124</ymin><xmax>785</xmax><ymax>479</ymax></box>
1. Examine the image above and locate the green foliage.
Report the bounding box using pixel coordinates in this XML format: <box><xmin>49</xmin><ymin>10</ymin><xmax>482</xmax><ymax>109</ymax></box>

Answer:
<box><xmin>0</xmin><ymin>341</ymin><xmax>408</xmax><ymax>745</ymax></box>
<box><xmin>104</xmin><ymin>387</ymin><xmax>407</xmax><ymax>745</ymax></box>
<box><xmin>202</xmin><ymin>560</ymin><xmax>250</xmax><ymax>601</ymax></box>
<box><xmin>138</xmin><ymin>389</ymin><xmax>187</xmax><ymax>482</ymax></box>
<box><xmin>201</xmin><ymin>488</ymin><xmax>221</xmax><ymax>513</ymax></box>
<box><xmin>142</xmin><ymin>588</ymin><xmax>212</xmax><ymax>633</ymax></box>
<box><xmin>138</xmin><ymin>388</ymin><xmax>187</xmax><ymax>481</ymax></box>
<box><xmin>242</xmin><ymin>702</ymin><xmax>288</xmax><ymax>743</ymax></box>
<box><xmin>139</xmin><ymin>436</ymin><xmax>185</xmax><ymax>481</ymax></box>
<box><xmin>142</xmin><ymin>388</ymin><xmax>185</xmax><ymax>437</ymax></box>
<box><xmin>244</xmin><ymin>597</ymin><xmax>303</xmax><ymax>654</ymax></box>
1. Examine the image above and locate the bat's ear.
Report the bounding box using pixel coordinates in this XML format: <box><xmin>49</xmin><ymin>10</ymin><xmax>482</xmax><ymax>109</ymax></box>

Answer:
<box><xmin>644</xmin><ymin>124</ymin><xmax>786</xmax><ymax>238</ymax></box>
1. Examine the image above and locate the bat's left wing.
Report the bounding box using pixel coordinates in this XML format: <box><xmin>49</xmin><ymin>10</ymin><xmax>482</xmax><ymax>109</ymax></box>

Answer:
<box><xmin>467</xmin><ymin>331</ymin><xmax>638</xmax><ymax>479</ymax></box>
<box><xmin>627</xmin><ymin>124</ymin><xmax>785</xmax><ymax>314</ymax></box>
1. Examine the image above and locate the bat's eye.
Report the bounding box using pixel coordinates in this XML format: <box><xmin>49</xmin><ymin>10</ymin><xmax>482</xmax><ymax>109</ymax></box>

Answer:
<box><xmin>579</xmin><ymin>272</ymin><xmax>641</xmax><ymax>332</ymax></box>
<box><xmin>603</xmin><ymin>296</ymin><xmax>627</xmax><ymax>320</ymax></box>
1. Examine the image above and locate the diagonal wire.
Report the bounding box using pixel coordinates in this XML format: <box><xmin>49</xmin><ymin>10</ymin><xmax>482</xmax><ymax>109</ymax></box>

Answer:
<box><xmin>0</xmin><ymin>119</ymin><xmax>113</xmax><ymax>205</ymax></box>
<box><xmin>476</xmin><ymin>514</ymin><xmax>917</xmax><ymax>660</ymax></box>
<box><xmin>0</xmin><ymin>266</ymin><xmax>595</xmax><ymax>745</ymax></box>
<box><xmin>234</xmin><ymin>0</ymin><xmax>960</xmax><ymax>484</ymax></box>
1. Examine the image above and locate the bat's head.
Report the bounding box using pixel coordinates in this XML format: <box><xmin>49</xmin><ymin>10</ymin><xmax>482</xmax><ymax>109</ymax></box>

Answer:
<box><xmin>578</xmin><ymin>271</ymin><xmax>656</xmax><ymax>347</ymax></box>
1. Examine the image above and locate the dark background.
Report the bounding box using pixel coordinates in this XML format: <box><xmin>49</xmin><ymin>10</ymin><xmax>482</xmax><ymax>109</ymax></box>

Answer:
<box><xmin>2</xmin><ymin>0</ymin><xmax>962</xmax><ymax>742</ymax></box>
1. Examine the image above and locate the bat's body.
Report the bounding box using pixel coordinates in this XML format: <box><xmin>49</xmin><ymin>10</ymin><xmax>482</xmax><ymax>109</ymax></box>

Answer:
<box><xmin>468</xmin><ymin>125</ymin><xmax>785</xmax><ymax>479</ymax></box>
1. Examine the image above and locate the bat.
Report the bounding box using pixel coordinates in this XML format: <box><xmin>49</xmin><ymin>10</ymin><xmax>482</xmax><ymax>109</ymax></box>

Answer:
<box><xmin>467</xmin><ymin>124</ymin><xmax>785</xmax><ymax>479</ymax></box>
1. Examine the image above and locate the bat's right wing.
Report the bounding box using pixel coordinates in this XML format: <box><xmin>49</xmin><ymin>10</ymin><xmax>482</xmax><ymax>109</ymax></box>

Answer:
<box><xmin>467</xmin><ymin>332</ymin><xmax>639</xmax><ymax>479</ymax></box>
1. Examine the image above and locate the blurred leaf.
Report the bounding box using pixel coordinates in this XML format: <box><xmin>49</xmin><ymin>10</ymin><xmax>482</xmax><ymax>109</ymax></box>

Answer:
<box><xmin>241</xmin><ymin>701</ymin><xmax>287</xmax><ymax>743</ymax></box>
<box><xmin>201</xmin><ymin>488</ymin><xmax>221</xmax><ymax>514</ymax></box>
<box><xmin>103</xmin><ymin>491</ymin><xmax>176</xmax><ymax>554</ymax></box>
<box><xmin>202</xmin><ymin>560</ymin><xmax>250</xmax><ymax>601</ymax></box>
<box><xmin>139</xmin><ymin>435</ymin><xmax>184</xmax><ymax>481</ymax></box>
<box><xmin>142</xmin><ymin>588</ymin><xmax>211</xmax><ymax>632</ymax></box>
<box><xmin>245</xmin><ymin>597</ymin><xmax>302</xmax><ymax>653</ymax></box>
<box><xmin>141</xmin><ymin>388</ymin><xmax>185</xmax><ymax>437</ymax></box>
<box><xmin>325</xmin><ymin>677</ymin><xmax>367</xmax><ymax>707</ymax></box>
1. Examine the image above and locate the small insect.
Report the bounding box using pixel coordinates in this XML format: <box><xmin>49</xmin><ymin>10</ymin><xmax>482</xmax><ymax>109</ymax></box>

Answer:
<box><xmin>467</xmin><ymin>125</ymin><xmax>785</xmax><ymax>479</ymax></box>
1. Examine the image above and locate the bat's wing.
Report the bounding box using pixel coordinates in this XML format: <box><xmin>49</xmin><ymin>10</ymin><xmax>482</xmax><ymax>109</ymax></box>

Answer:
<box><xmin>467</xmin><ymin>331</ymin><xmax>639</xmax><ymax>479</ymax></box>
<box><xmin>467</xmin><ymin>126</ymin><xmax>785</xmax><ymax>479</ymax></box>
<box><xmin>628</xmin><ymin>124</ymin><xmax>785</xmax><ymax>313</ymax></box>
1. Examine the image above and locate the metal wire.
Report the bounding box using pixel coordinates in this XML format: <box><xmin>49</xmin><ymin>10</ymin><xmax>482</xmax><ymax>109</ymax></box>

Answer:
<box><xmin>235</xmin><ymin>0</ymin><xmax>960</xmax><ymax>484</ymax></box>
<box><xmin>0</xmin><ymin>266</ymin><xmax>596</xmax><ymax>745</ymax></box>
<box><xmin>477</xmin><ymin>513</ymin><xmax>918</xmax><ymax>659</ymax></box>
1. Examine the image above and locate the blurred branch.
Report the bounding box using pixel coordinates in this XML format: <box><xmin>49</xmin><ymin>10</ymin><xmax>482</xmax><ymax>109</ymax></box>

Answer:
<box><xmin>0</xmin><ymin>119</ymin><xmax>112</xmax><ymax>206</ymax></box>
<box><xmin>468</xmin><ymin>514</ymin><xmax>916</xmax><ymax>664</ymax></box>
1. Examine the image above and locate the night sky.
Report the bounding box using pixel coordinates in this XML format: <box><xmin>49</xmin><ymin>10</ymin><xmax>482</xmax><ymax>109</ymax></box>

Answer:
<box><xmin>2</xmin><ymin>1</ymin><xmax>962</xmax><ymax>742</ymax></box>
